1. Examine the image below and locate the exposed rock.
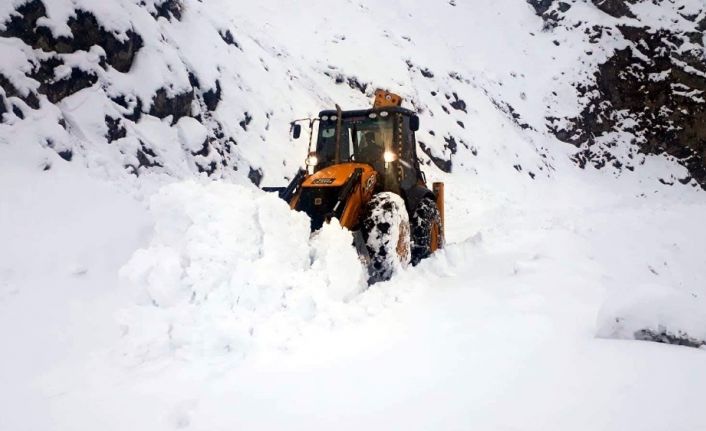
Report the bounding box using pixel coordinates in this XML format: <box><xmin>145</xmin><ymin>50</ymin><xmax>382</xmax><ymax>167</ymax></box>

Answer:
<box><xmin>527</xmin><ymin>0</ymin><xmax>555</xmax><ymax>15</ymax></box>
<box><xmin>419</xmin><ymin>140</ymin><xmax>452</xmax><ymax>173</ymax></box>
<box><xmin>635</xmin><ymin>327</ymin><xmax>706</xmax><ymax>348</ymax></box>
<box><xmin>191</xmin><ymin>140</ymin><xmax>210</xmax><ymax>157</ymax></box>
<box><xmin>0</xmin><ymin>0</ymin><xmax>47</xmax><ymax>46</ymax></box>
<box><xmin>149</xmin><ymin>88</ymin><xmax>194</xmax><ymax>123</ymax></box>
<box><xmin>43</xmin><ymin>137</ymin><xmax>74</xmax><ymax>162</ymax></box>
<box><xmin>203</xmin><ymin>80</ymin><xmax>222</xmax><ymax>111</ymax></box>
<box><xmin>105</xmin><ymin>115</ymin><xmax>127</xmax><ymax>143</ymax></box>
<box><xmin>111</xmin><ymin>95</ymin><xmax>143</xmax><ymax>122</ymax></box>
<box><xmin>448</xmin><ymin>92</ymin><xmax>466</xmax><ymax>113</ymax></box>
<box><xmin>554</xmin><ymin>26</ymin><xmax>706</xmax><ymax>186</ymax></box>
<box><xmin>490</xmin><ymin>97</ymin><xmax>531</xmax><ymax>130</ymax></box>
<box><xmin>0</xmin><ymin>73</ymin><xmax>40</xmax><ymax>109</ymax></box>
<box><xmin>448</xmin><ymin>71</ymin><xmax>469</xmax><ymax>84</ymax></box>
<box><xmin>128</xmin><ymin>141</ymin><xmax>162</xmax><ymax>175</ymax></box>
<box><xmin>405</xmin><ymin>60</ymin><xmax>435</xmax><ymax>79</ymax></box>
<box><xmin>67</xmin><ymin>10</ymin><xmax>143</xmax><ymax>73</ymax></box>
<box><xmin>58</xmin><ymin>149</ymin><xmax>73</xmax><ymax>161</ymax></box>
<box><xmin>0</xmin><ymin>0</ymin><xmax>243</xmax><ymax>179</ymax></box>
<box><xmin>529</xmin><ymin>0</ymin><xmax>636</xmax><ymax>24</ymax></box>
<box><xmin>151</xmin><ymin>0</ymin><xmax>183</xmax><ymax>21</ymax></box>
<box><xmin>239</xmin><ymin>112</ymin><xmax>252</xmax><ymax>131</ymax></box>
<box><xmin>324</xmin><ymin>69</ymin><xmax>369</xmax><ymax>94</ymax></box>
<box><xmin>529</xmin><ymin>0</ymin><xmax>706</xmax><ymax>188</ymax></box>
<box><xmin>591</xmin><ymin>0</ymin><xmax>636</xmax><ymax>18</ymax></box>
<box><xmin>187</xmin><ymin>71</ymin><xmax>200</xmax><ymax>88</ymax></box>
<box><xmin>29</xmin><ymin>56</ymin><xmax>64</xmax><ymax>86</ymax></box>
<box><xmin>12</xmin><ymin>104</ymin><xmax>24</xmax><ymax>119</ymax></box>
<box><xmin>196</xmin><ymin>160</ymin><xmax>217</xmax><ymax>175</ymax></box>
<box><xmin>444</xmin><ymin>135</ymin><xmax>458</xmax><ymax>155</ymax></box>
<box><xmin>219</xmin><ymin>29</ymin><xmax>240</xmax><ymax>48</ymax></box>
<box><xmin>37</xmin><ymin>66</ymin><xmax>98</xmax><ymax>104</ymax></box>
<box><xmin>248</xmin><ymin>166</ymin><xmax>263</xmax><ymax>186</ymax></box>
<box><xmin>557</xmin><ymin>2</ymin><xmax>571</xmax><ymax>12</ymax></box>
<box><xmin>526</xmin><ymin>0</ymin><xmax>567</xmax><ymax>29</ymax></box>
<box><xmin>0</xmin><ymin>1</ymin><xmax>143</xmax><ymax>73</ymax></box>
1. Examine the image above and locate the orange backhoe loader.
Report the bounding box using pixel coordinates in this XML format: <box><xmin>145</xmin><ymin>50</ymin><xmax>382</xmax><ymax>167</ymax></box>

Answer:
<box><xmin>265</xmin><ymin>89</ymin><xmax>444</xmax><ymax>283</ymax></box>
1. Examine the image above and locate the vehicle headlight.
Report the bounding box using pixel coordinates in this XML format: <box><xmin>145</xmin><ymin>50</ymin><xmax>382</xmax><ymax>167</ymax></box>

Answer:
<box><xmin>306</xmin><ymin>153</ymin><xmax>318</xmax><ymax>166</ymax></box>
<box><xmin>383</xmin><ymin>151</ymin><xmax>397</xmax><ymax>163</ymax></box>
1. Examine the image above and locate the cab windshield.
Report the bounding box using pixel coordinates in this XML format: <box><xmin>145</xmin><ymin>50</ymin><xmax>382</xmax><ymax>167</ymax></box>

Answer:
<box><xmin>315</xmin><ymin>114</ymin><xmax>393</xmax><ymax>169</ymax></box>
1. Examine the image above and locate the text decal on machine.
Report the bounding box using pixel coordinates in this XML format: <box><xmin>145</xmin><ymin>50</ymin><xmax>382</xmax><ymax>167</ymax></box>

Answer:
<box><xmin>312</xmin><ymin>178</ymin><xmax>335</xmax><ymax>185</ymax></box>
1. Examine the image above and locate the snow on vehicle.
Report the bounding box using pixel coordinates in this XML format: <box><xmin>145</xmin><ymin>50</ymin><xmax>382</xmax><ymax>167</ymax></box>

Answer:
<box><xmin>266</xmin><ymin>89</ymin><xmax>445</xmax><ymax>283</ymax></box>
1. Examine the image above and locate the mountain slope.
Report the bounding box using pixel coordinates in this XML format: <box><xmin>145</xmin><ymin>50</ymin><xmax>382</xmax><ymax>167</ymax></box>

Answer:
<box><xmin>529</xmin><ymin>0</ymin><xmax>706</xmax><ymax>186</ymax></box>
<box><xmin>2</xmin><ymin>0</ymin><xmax>703</xmax><ymax>186</ymax></box>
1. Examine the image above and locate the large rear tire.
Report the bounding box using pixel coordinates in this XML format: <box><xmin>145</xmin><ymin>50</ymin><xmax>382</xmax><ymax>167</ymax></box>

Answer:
<box><xmin>362</xmin><ymin>192</ymin><xmax>411</xmax><ymax>284</ymax></box>
<box><xmin>411</xmin><ymin>197</ymin><xmax>443</xmax><ymax>265</ymax></box>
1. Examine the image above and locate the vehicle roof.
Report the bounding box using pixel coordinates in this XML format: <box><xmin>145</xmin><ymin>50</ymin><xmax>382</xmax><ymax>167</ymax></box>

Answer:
<box><xmin>318</xmin><ymin>106</ymin><xmax>416</xmax><ymax>118</ymax></box>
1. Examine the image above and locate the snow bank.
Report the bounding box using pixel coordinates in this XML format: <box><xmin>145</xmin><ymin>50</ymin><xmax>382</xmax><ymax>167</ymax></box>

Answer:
<box><xmin>119</xmin><ymin>181</ymin><xmax>366</xmax><ymax>360</ymax></box>
<box><xmin>597</xmin><ymin>284</ymin><xmax>706</xmax><ymax>348</ymax></box>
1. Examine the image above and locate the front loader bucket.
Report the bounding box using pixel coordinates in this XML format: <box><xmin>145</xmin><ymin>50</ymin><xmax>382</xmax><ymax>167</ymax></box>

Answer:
<box><xmin>262</xmin><ymin>186</ymin><xmax>287</xmax><ymax>198</ymax></box>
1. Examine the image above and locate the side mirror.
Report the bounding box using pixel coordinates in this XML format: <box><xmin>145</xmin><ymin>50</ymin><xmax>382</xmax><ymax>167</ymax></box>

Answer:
<box><xmin>291</xmin><ymin>123</ymin><xmax>302</xmax><ymax>139</ymax></box>
<box><xmin>410</xmin><ymin>115</ymin><xmax>420</xmax><ymax>132</ymax></box>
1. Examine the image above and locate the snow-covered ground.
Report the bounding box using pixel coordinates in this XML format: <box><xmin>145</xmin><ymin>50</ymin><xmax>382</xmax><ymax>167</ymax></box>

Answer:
<box><xmin>3</xmin><ymin>140</ymin><xmax>706</xmax><ymax>430</ymax></box>
<box><xmin>2</xmin><ymin>0</ymin><xmax>706</xmax><ymax>430</ymax></box>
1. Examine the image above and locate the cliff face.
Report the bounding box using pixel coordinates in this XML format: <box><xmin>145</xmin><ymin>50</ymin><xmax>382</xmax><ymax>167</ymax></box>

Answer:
<box><xmin>0</xmin><ymin>0</ymin><xmax>251</xmax><ymax>180</ymax></box>
<box><xmin>529</xmin><ymin>0</ymin><xmax>706</xmax><ymax>187</ymax></box>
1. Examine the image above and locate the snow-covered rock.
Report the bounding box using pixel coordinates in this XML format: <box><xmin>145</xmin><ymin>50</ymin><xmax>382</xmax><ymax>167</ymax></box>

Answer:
<box><xmin>2</xmin><ymin>0</ymin><xmax>703</xmax><ymax>189</ymax></box>
<box><xmin>598</xmin><ymin>284</ymin><xmax>706</xmax><ymax>348</ymax></box>
<box><xmin>528</xmin><ymin>0</ymin><xmax>706</xmax><ymax>187</ymax></box>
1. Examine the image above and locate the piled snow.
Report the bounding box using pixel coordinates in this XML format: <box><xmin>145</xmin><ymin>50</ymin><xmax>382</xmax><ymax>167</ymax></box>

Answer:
<box><xmin>118</xmin><ymin>180</ymin><xmax>366</xmax><ymax>360</ymax></box>
<box><xmin>8</xmin><ymin>171</ymin><xmax>703</xmax><ymax>431</ymax></box>
<box><xmin>4</xmin><ymin>132</ymin><xmax>706</xmax><ymax>430</ymax></box>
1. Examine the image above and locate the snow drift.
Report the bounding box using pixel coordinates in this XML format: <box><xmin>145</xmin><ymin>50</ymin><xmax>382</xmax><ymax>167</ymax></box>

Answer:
<box><xmin>119</xmin><ymin>181</ymin><xmax>367</xmax><ymax>360</ymax></box>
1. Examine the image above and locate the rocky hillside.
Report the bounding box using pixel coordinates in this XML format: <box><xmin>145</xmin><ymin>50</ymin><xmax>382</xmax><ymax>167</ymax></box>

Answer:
<box><xmin>529</xmin><ymin>0</ymin><xmax>706</xmax><ymax>187</ymax></box>
<box><xmin>1</xmin><ymin>0</ymin><xmax>704</xmax><ymax>189</ymax></box>
<box><xmin>0</xmin><ymin>0</ymin><xmax>321</xmax><ymax>185</ymax></box>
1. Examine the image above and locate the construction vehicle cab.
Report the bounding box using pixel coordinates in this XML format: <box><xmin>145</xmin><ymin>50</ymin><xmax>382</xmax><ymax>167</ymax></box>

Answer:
<box><xmin>269</xmin><ymin>89</ymin><xmax>444</xmax><ymax>283</ymax></box>
<box><xmin>313</xmin><ymin>106</ymin><xmax>419</xmax><ymax>190</ymax></box>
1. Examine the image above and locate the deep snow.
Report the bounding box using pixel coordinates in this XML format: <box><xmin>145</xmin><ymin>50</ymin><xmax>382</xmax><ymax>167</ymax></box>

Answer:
<box><xmin>3</xmin><ymin>145</ymin><xmax>706</xmax><ymax>430</ymax></box>
<box><xmin>0</xmin><ymin>163</ymin><xmax>706</xmax><ymax>430</ymax></box>
<box><xmin>2</xmin><ymin>0</ymin><xmax>706</xmax><ymax>430</ymax></box>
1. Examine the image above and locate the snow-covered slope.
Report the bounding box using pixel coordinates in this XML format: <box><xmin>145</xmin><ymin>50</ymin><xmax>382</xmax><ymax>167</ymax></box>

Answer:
<box><xmin>529</xmin><ymin>0</ymin><xmax>706</xmax><ymax>186</ymax></box>
<box><xmin>2</xmin><ymin>1</ymin><xmax>706</xmax><ymax>430</ymax></box>
<box><xmin>4</xmin><ymin>157</ymin><xmax>706</xmax><ymax>431</ymax></box>
<box><xmin>2</xmin><ymin>0</ymin><xmax>703</xmax><ymax>186</ymax></box>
